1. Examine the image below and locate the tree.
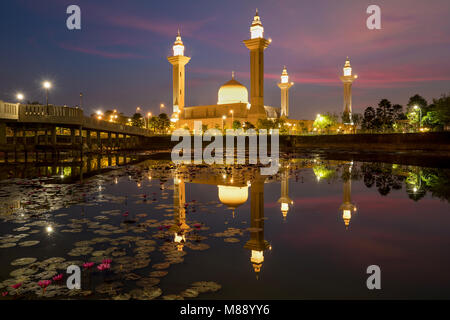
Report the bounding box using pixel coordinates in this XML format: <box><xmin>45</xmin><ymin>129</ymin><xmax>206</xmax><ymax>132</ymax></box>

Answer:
<box><xmin>407</xmin><ymin>94</ymin><xmax>428</xmax><ymax>110</ymax></box>
<box><xmin>433</xmin><ymin>94</ymin><xmax>450</xmax><ymax>128</ymax></box>
<box><xmin>362</xmin><ymin>107</ymin><xmax>376</xmax><ymax>132</ymax></box>
<box><xmin>352</xmin><ymin>113</ymin><xmax>363</xmax><ymax>132</ymax></box>
<box><xmin>376</xmin><ymin>99</ymin><xmax>395</xmax><ymax>131</ymax></box>
<box><xmin>148</xmin><ymin>116</ymin><xmax>158</xmax><ymax>132</ymax></box>
<box><xmin>131</xmin><ymin>113</ymin><xmax>144</xmax><ymax>127</ymax></box>
<box><xmin>232</xmin><ymin>120</ymin><xmax>242</xmax><ymax>130</ymax></box>
<box><xmin>202</xmin><ymin>124</ymin><xmax>208</xmax><ymax>132</ymax></box>
<box><xmin>156</xmin><ymin>113</ymin><xmax>170</xmax><ymax>133</ymax></box>
<box><xmin>313</xmin><ymin>113</ymin><xmax>337</xmax><ymax>134</ymax></box>
<box><xmin>243</xmin><ymin>121</ymin><xmax>255</xmax><ymax>129</ymax></box>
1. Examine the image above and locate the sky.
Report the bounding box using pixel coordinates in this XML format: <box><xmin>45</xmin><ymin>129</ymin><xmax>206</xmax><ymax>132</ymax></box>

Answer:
<box><xmin>0</xmin><ymin>0</ymin><xmax>449</xmax><ymax>120</ymax></box>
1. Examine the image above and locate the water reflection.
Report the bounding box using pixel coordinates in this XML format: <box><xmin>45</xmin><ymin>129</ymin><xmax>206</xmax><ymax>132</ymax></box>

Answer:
<box><xmin>1</xmin><ymin>155</ymin><xmax>450</xmax><ymax>299</ymax></box>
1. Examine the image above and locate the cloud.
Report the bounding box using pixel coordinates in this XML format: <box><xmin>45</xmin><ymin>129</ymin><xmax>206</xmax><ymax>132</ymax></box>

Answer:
<box><xmin>59</xmin><ymin>43</ymin><xmax>145</xmax><ymax>59</ymax></box>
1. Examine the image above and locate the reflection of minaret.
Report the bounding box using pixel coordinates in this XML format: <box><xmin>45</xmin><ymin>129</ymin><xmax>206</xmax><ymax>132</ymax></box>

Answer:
<box><xmin>277</xmin><ymin>166</ymin><xmax>293</xmax><ymax>220</ymax></box>
<box><xmin>243</xmin><ymin>9</ymin><xmax>271</xmax><ymax>122</ymax></box>
<box><xmin>244</xmin><ymin>175</ymin><xmax>270</xmax><ymax>279</ymax></box>
<box><xmin>167</xmin><ymin>30</ymin><xmax>190</xmax><ymax>119</ymax></box>
<box><xmin>173</xmin><ymin>175</ymin><xmax>189</xmax><ymax>251</ymax></box>
<box><xmin>339</xmin><ymin>163</ymin><xmax>357</xmax><ymax>229</ymax></box>
<box><xmin>277</xmin><ymin>66</ymin><xmax>293</xmax><ymax>118</ymax></box>
<box><xmin>339</xmin><ymin>57</ymin><xmax>358</xmax><ymax>124</ymax></box>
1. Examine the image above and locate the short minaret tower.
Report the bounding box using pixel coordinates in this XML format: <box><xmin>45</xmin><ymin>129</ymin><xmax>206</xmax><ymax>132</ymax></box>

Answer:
<box><xmin>243</xmin><ymin>9</ymin><xmax>271</xmax><ymax>122</ymax></box>
<box><xmin>277</xmin><ymin>66</ymin><xmax>293</xmax><ymax>118</ymax></box>
<box><xmin>167</xmin><ymin>30</ymin><xmax>190</xmax><ymax>119</ymax></box>
<box><xmin>339</xmin><ymin>162</ymin><xmax>357</xmax><ymax>229</ymax></box>
<box><xmin>277</xmin><ymin>164</ymin><xmax>293</xmax><ymax>220</ymax></box>
<box><xmin>339</xmin><ymin>57</ymin><xmax>358</xmax><ymax>124</ymax></box>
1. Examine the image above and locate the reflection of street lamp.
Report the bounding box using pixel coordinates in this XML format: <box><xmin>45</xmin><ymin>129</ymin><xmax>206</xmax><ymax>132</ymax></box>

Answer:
<box><xmin>43</xmin><ymin>81</ymin><xmax>52</xmax><ymax>106</ymax></box>
<box><xmin>414</xmin><ymin>105</ymin><xmax>422</xmax><ymax>130</ymax></box>
<box><xmin>230</xmin><ymin>110</ymin><xmax>234</xmax><ymax>126</ymax></box>
<box><xmin>147</xmin><ymin>112</ymin><xmax>152</xmax><ymax>129</ymax></box>
<box><xmin>222</xmin><ymin>115</ymin><xmax>227</xmax><ymax>131</ymax></box>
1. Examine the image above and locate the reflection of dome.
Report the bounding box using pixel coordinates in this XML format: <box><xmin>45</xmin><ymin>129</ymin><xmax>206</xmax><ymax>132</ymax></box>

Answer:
<box><xmin>217</xmin><ymin>73</ymin><xmax>248</xmax><ymax>105</ymax></box>
<box><xmin>218</xmin><ymin>185</ymin><xmax>248</xmax><ymax>209</ymax></box>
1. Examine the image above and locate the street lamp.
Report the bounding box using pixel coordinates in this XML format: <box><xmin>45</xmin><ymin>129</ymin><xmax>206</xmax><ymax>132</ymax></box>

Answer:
<box><xmin>16</xmin><ymin>93</ymin><xmax>24</xmax><ymax>102</ymax></box>
<box><xmin>160</xmin><ymin>103</ymin><xmax>165</xmax><ymax>114</ymax></box>
<box><xmin>222</xmin><ymin>115</ymin><xmax>227</xmax><ymax>131</ymax></box>
<box><xmin>413</xmin><ymin>105</ymin><xmax>422</xmax><ymax>131</ymax></box>
<box><xmin>43</xmin><ymin>81</ymin><xmax>52</xmax><ymax>106</ymax></box>
<box><xmin>147</xmin><ymin>112</ymin><xmax>152</xmax><ymax>129</ymax></box>
<box><xmin>136</xmin><ymin>106</ymin><xmax>141</xmax><ymax>113</ymax></box>
<box><xmin>230</xmin><ymin>110</ymin><xmax>234</xmax><ymax>127</ymax></box>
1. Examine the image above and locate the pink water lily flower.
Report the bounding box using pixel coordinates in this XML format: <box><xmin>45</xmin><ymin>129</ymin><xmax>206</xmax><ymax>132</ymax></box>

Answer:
<box><xmin>83</xmin><ymin>262</ymin><xmax>95</xmax><ymax>269</ymax></box>
<box><xmin>97</xmin><ymin>263</ymin><xmax>111</xmax><ymax>271</ymax></box>
<box><xmin>52</xmin><ymin>274</ymin><xmax>63</xmax><ymax>281</ymax></box>
<box><xmin>123</xmin><ymin>211</ymin><xmax>129</xmax><ymax>217</ymax></box>
<box><xmin>11</xmin><ymin>283</ymin><xmax>22</xmax><ymax>289</ymax></box>
<box><xmin>102</xmin><ymin>259</ymin><xmax>112</xmax><ymax>264</ymax></box>
<box><xmin>1</xmin><ymin>292</ymin><xmax>8</xmax><ymax>296</ymax></box>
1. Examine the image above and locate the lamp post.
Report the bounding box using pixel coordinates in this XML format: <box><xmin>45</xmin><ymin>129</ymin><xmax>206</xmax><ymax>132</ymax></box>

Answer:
<box><xmin>230</xmin><ymin>110</ymin><xmax>234</xmax><ymax>128</ymax></box>
<box><xmin>16</xmin><ymin>93</ymin><xmax>24</xmax><ymax>102</ymax></box>
<box><xmin>414</xmin><ymin>105</ymin><xmax>422</xmax><ymax>131</ymax></box>
<box><xmin>222</xmin><ymin>115</ymin><xmax>227</xmax><ymax>131</ymax></box>
<box><xmin>147</xmin><ymin>112</ymin><xmax>152</xmax><ymax>129</ymax></box>
<box><xmin>43</xmin><ymin>81</ymin><xmax>52</xmax><ymax>106</ymax></box>
<box><xmin>160</xmin><ymin>103</ymin><xmax>165</xmax><ymax>115</ymax></box>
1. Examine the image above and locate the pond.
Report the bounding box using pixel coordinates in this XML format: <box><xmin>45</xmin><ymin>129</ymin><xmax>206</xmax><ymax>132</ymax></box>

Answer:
<box><xmin>0</xmin><ymin>153</ymin><xmax>449</xmax><ymax>299</ymax></box>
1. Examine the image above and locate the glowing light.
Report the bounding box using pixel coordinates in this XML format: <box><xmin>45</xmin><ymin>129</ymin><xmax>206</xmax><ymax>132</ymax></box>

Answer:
<box><xmin>343</xmin><ymin>209</ymin><xmax>352</xmax><ymax>227</ymax></box>
<box><xmin>16</xmin><ymin>93</ymin><xmax>24</xmax><ymax>101</ymax></box>
<box><xmin>46</xmin><ymin>225</ymin><xmax>53</xmax><ymax>233</ymax></box>
<box><xmin>250</xmin><ymin>10</ymin><xmax>264</xmax><ymax>39</ymax></box>
<box><xmin>251</xmin><ymin>250</ymin><xmax>264</xmax><ymax>264</ymax></box>
<box><xmin>246</xmin><ymin>103</ymin><xmax>251</xmax><ymax>110</ymax></box>
<box><xmin>173</xmin><ymin>31</ymin><xmax>185</xmax><ymax>56</ymax></box>
<box><xmin>281</xmin><ymin>202</ymin><xmax>289</xmax><ymax>212</ymax></box>
<box><xmin>43</xmin><ymin>81</ymin><xmax>52</xmax><ymax>89</ymax></box>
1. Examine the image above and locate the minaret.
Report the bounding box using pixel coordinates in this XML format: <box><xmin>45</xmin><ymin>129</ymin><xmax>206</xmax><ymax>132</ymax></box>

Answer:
<box><xmin>339</xmin><ymin>57</ymin><xmax>358</xmax><ymax>124</ymax></box>
<box><xmin>339</xmin><ymin>163</ymin><xmax>357</xmax><ymax>229</ymax></box>
<box><xmin>173</xmin><ymin>174</ymin><xmax>189</xmax><ymax>251</ymax></box>
<box><xmin>277</xmin><ymin>66</ymin><xmax>293</xmax><ymax>118</ymax></box>
<box><xmin>243</xmin><ymin>9</ymin><xmax>271</xmax><ymax>123</ymax></box>
<box><xmin>277</xmin><ymin>165</ymin><xmax>293</xmax><ymax>220</ymax></box>
<box><xmin>167</xmin><ymin>30</ymin><xmax>191</xmax><ymax>119</ymax></box>
<box><xmin>244</xmin><ymin>174</ymin><xmax>270</xmax><ymax>279</ymax></box>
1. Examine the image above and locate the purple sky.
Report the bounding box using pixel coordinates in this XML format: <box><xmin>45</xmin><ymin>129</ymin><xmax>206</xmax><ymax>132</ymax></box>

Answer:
<box><xmin>1</xmin><ymin>0</ymin><xmax>449</xmax><ymax>119</ymax></box>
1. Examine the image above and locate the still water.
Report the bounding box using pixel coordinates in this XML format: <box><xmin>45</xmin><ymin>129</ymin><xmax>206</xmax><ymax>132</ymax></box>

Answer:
<box><xmin>0</xmin><ymin>153</ymin><xmax>449</xmax><ymax>299</ymax></box>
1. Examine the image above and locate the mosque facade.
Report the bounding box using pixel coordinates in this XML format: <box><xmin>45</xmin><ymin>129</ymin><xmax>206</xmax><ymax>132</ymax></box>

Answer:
<box><xmin>166</xmin><ymin>10</ymin><xmax>356</xmax><ymax>133</ymax></box>
<box><xmin>167</xmin><ymin>10</ymin><xmax>315</xmax><ymax>133</ymax></box>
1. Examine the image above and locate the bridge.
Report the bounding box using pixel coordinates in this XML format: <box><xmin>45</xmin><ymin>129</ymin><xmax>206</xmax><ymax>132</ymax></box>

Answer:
<box><xmin>0</xmin><ymin>101</ymin><xmax>158</xmax><ymax>161</ymax></box>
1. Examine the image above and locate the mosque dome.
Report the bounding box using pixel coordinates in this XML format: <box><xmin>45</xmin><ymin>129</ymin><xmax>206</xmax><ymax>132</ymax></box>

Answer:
<box><xmin>217</xmin><ymin>72</ymin><xmax>248</xmax><ymax>105</ymax></box>
<box><xmin>217</xmin><ymin>185</ymin><xmax>249</xmax><ymax>209</ymax></box>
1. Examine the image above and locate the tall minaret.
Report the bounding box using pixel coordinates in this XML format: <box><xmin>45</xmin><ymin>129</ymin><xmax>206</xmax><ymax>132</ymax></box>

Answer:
<box><xmin>167</xmin><ymin>30</ymin><xmax>190</xmax><ymax>119</ymax></box>
<box><xmin>277</xmin><ymin>66</ymin><xmax>293</xmax><ymax>118</ymax></box>
<box><xmin>244</xmin><ymin>174</ymin><xmax>270</xmax><ymax>279</ymax></box>
<box><xmin>339</xmin><ymin>162</ymin><xmax>357</xmax><ymax>229</ymax></box>
<box><xmin>277</xmin><ymin>164</ymin><xmax>293</xmax><ymax>220</ymax></box>
<box><xmin>339</xmin><ymin>57</ymin><xmax>358</xmax><ymax>124</ymax></box>
<box><xmin>243</xmin><ymin>9</ymin><xmax>271</xmax><ymax>122</ymax></box>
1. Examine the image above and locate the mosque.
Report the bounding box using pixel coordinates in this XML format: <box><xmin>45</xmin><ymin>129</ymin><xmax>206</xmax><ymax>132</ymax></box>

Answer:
<box><xmin>166</xmin><ymin>10</ymin><xmax>358</xmax><ymax>132</ymax></box>
<box><xmin>167</xmin><ymin>10</ymin><xmax>310</xmax><ymax>132</ymax></box>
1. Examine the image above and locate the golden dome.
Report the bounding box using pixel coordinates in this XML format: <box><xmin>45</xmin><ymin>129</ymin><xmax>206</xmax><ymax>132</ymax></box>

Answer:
<box><xmin>217</xmin><ymin>185</ymin><xmax>249</xmax><ymax>209</ymax></box>
<box><xmin>217</xmin><ymin>72</ymin><xmax>248</xmax><ymax>105</ymax></box>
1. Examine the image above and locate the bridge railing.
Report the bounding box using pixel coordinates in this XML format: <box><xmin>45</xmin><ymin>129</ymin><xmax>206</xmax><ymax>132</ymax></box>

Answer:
<box><xmin>0</xmin><ymin>101</ymin><xmax>19</xmax><ymax>120</ymax></box>
<box><xmin>18</xmin><ymin>104</ymin><xmax>84</xmax><ymax>125</ymax></box>
<box><xmin>82</xmin><ymin>117</ymin><xmax>152</xmax><ymax>136</ymax></box>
